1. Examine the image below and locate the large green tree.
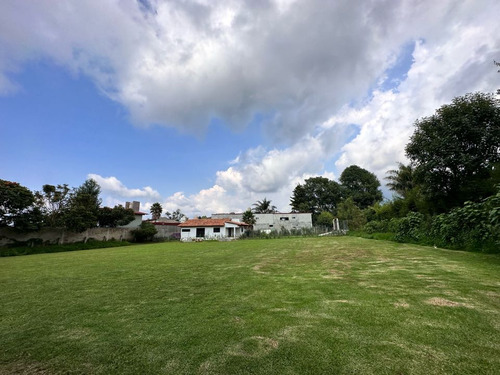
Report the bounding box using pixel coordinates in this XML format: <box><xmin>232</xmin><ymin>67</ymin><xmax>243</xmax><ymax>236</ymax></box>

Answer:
<box><xmin>406</xmin><ymin>92</ymin><xmax>500</xmax><ymax>212</ymax></box>
<box><xmin>0</xmin><ymin>180</ymin><xmax>42</xmax><ymax>231</ymax></box>
<box><xmin>150</xmin><ymin>202</ymin><xmax>162</xmax><ymax>221</ymax></box>
<box><xmin>385</xmin><ymin>163</ymin><xmax>415</xmax><ymax>199</ymax></box>
<box><xmin>242</xmin><ymin>209</ymin><xmax>256</xmax><ymax>226</ymax></box>
<box><xmin>64</xmin><ymin>179</ymin><xmax>102</xmax><ymax>232</ymax></box>
<box><xmin>34</xmin><ymin>184</ymin><xmax>70</xmax><ymax>227</ymax></box>
<box><xmin>98</xmin><ymin>205</ymin><xmax>135</xmax><ymax>228</ymax></box>
<box><xmin>252</xmin><ymin>198</ymin><xmax>277</xmax><ymax>213</ymax></box>
<box><xmin>339</xmin><ymin>165</ymin><xmax>383</xmax><ymax>209</ymax></box>
<box><xmin>290</xmin><ymin>177</ymin><xmax>343</xmax><ymax>222</ymax></box>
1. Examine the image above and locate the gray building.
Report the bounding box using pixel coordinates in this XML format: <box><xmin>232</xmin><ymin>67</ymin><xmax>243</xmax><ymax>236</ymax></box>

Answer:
<box><xmin>211</xmin><ymin>212</ymin><xmax>312</xmax><ymax>232</ymax></box>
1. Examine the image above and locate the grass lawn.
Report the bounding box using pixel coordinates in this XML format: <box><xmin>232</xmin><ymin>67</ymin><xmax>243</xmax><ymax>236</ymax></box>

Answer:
<box><xmin>0</xmin><ymin>237</ymin><xmax>499</xmax><ymax>374</ymax></box>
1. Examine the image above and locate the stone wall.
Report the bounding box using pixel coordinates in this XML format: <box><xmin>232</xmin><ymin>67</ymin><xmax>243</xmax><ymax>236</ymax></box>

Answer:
<box><xmin>0</xmin><ymin>227</ymin><xmax>134</xmax><ymax>247</ymax></box>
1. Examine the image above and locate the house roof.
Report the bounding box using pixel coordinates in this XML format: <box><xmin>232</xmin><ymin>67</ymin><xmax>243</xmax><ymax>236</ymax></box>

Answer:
<box><xmin>178</xmin><ymin>218</ymin><xmax>249</xmax><ymax>227</ymax></box>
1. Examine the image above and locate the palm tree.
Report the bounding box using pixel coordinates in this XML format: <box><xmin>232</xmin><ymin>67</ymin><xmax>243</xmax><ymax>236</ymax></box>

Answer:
<box><xmin>385</xmin><ymin>163</ymin><xmax>415</xmax><ymax>198</ymax></box>
<box><xmin>252</xmin><ymin>198</ymin><xmax>277</xmax><ymax>213</ymax></box>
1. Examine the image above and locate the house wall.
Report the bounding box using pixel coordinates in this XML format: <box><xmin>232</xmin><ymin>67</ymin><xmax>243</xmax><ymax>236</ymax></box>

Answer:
<box><xmin>211</xmin><ymin>213</ymin><xmax>312</xmax><ymax>232</ymax></box>
<box><xmin>153</xmin><ymin>224</ymin><xmax>180</xmax><ymax>239</ymax></box>
<box><xmin>179</xmin><ymin>223</ymin><xmax>246</xmax><ymax>241</ymax></box>
<box><xmin>119</xmin><ymin>214</ymin><xmax>143</xmax><ymax>228</ymax></box>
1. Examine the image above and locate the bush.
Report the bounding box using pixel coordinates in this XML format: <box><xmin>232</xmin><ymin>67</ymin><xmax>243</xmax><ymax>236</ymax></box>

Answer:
<box><xmin>131</xmin><ymin>222</ymin><xmax>158</xmax><ymax>242</ymax></box>
<box><xmin>394</xmin><ymin>212</ymin><xmax>426</xmax><ymax>243</ymax></box>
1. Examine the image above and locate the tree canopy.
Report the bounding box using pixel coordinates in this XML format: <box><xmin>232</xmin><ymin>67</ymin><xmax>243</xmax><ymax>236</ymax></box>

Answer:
<box><xmin>406</xmin><ymin>92</ymin><xmax>500</xmax><ymax>212</ymax></box>
<box><xmin>150</xmin><ymin>202</ymin><xmax>162</xmax><ymax>221</ymax></box>
<box><xmin>290</xmin><ymin>177</ymin><xmax>343</xmax><ymax>222</ymax></box>
<box><xmin>64</xmin><ymin>179</ymin><xmax>102</xmax><ymax>232</ymax></box>
<box><xmin>252</xmin><ymin>198</ymin><xmax>277</xmax><ymax>213</ymax></box>
<box><xmin>242</xmin><ymin>209</ymin><xmax>256</xmax><ymax>226</ymax></box>
<box><xmin>339</xmin><ymin>165</ymin><xmax>383</xmax><ymax>209</ymax></box>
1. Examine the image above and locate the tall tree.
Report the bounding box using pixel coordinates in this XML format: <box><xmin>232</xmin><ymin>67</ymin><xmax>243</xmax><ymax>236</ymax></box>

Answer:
<box><xmin>385</xmin><ymin>163</ymin><xmax>415</xmax><ymax>198</ymax></box>
<box><xmin>406</xmin><ymin>92</ymin><xmax>500</xmax><ymax>212</ymax></box>
<box><xmin>34</xmin><ymin>184</ymin><xmax>70</xmax><ymax>227</ymax></box>
<box><xmin>339</xmin><ymin>165</ymin><xmax>383</xmax><ymax>209</ymax></box>
<box><xmin>0</xmin><ymin>180</ymin><xmax>42</xmax><ymax>231</ymax></box>
<box><xmin>252</xmin><ymin>198</ymin><xmax>277</xmax><ymax>213</ymax></box>
<box><xmin>150</xmin><ymin>202</ymin><xmax>162</xmax><ymax>221</ymax></box>
<box><xmin>242</xmin><ymin>209</ymin><xmax>256</xmax><ymax>226</ymax></box>
<box><xmin>64</xmin><ymin>179</ymin><xmax>102</xmax><ymax>232</ymax></box>
<box><xmin>290</xmin><ymin>177</ymin><xmax>343</xmax><ymax>222</ymax></box>
<box><xmin>164</xmin><ymin>209</ymin><xmax>186</xmax><ymax>221</ymax></box>
<box><xmin>98</xmin><ymin>205</ymin><xmax>135</xmax><ymax>227</ymax></box>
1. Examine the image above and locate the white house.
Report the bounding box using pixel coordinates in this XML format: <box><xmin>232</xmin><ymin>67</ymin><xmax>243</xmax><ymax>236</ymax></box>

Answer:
<box><xmin>178</xmin><ymin>218</ymin><xmax>250</xmax><ymax>241</ymax></box>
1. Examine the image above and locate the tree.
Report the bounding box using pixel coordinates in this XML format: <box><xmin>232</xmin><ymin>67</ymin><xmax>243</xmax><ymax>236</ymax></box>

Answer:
<box><xmin>64</xmin><ymin>179</ymin><xmax>102</xmax><ymax>232</ymax></box>
<box><xmin>339</xmin><ymin>165</ymin><xmax>383</xmax><ymax>209</ymax></box>
<box><xmin>316</xmin><ymin>211</ymin><xmax>334</xmax><ymax>228</ymax></box>
<box><xmin>385</xmin><ymin>163</ymin><xmax>416</xmax><ymax>199</ymax></box>
<box><xmin>164</xmin><ymin>209</ymin><xmax>186</xmax><ymax>221</ymax></box>
<box><xmin>150</xmin><ymin>202</ymin><xmax>162</xmax><ymax>221</ymax></box>
<box><xmin>131</xmin><ymin>221</ymin><xmax>158</xmax><ymax>242</ymax></box>
<box><xmin>34</xmin><ymin>184</ymin><xmax>70</xmax><ymax>227</ymax></box>
<box><xmin>252</xmin><ymin>198</ymin><xmax>277</xmax><ymax>213</ymax></box>
<box><xmin>98</xmin><ymin>205</ymin><xmax>135</xmax><ymax>227</ymax></box>
<box><xmin>242</xmin><ymin>209</ymin><xmax>256</xmax><ymax>226</ymax></box>
<box><xmin>406</xmin><ymin>92</ymin><xmax>500</xmax><ymax>212</ymax></box>
<box><xmin>290</xmin><ymin>177</ymin><xmax>343</xmax><ymax>223</ymax></box>
<box><xmin>337</xmin><ymin>198</ymin><xmax>367</xmax><ymax>230</ymax></box>
<box><xmin>0</xmin><ymin>179</ymin><xmax>41</xmax><ymax>230</ymax></box>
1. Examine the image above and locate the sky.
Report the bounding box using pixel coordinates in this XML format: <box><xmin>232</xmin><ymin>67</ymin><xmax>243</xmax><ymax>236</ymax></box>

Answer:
<box><xmin>1</xmin><ymin>0</ymin><xmax>499</xmax><ymax>218</ymax></box>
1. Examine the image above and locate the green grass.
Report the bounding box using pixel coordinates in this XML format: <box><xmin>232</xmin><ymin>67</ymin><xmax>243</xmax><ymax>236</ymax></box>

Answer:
<box><xmin>1</xmin><ymin>237</ymin><xmax>499</xmax><ymax>374</ymax></box>
<box><xmin>0</xmin><ymin>240</ymin><xmax>132</xmax><ymax>257</ymax></box>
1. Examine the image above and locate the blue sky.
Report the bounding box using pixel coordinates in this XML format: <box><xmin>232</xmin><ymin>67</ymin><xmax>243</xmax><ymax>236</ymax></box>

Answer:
<box><xmin>1</xmin><ymin>1</ymin><xmax>499</xmax><ymax>217</ymax></box>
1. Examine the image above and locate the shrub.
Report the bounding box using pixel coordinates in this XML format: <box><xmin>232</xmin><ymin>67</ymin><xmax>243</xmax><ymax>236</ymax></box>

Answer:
<box><xmin>131</xmin><ymin>222</ymin><xmax>158</xmax><ymax>242</ymax></box>
<box><xmin>394</xmin><ymin>212</ymin><xmax>426</xmax><ymax>243</ymax></box>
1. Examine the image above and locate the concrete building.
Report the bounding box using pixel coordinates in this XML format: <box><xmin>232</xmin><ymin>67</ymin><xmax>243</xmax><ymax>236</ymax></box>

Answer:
<box><xmin>211</xmin><ymin>212</ymin><xmax>312</xmax><ymax>232</ymax></box>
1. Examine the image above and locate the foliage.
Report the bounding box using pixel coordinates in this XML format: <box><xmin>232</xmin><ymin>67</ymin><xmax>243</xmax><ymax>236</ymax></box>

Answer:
<box><xmin>394</xmin><ymin>212</ymin><xmax>426</xmax><ymax>243</ymax></box>
<box><xmin>150</xmin><ymin>202</ymin><xmax>162</xmax><ymax>221</ymax></box>
<box><xmin>337</xmin><ymin>197</ymin><xmax>367</xmax><ymax>230</ymax></box>
<box><xmin>64</xmin><ymin>179</ymin><xmax>102</xmax><ymax>232</ymax></box>
<box><xmin>0</xmin><ymin>180</ymin><xmax>41</xmax><ymax>231</ymax></box>
<box><xmin>339</xmin><ymin>165</ymin><xmax>383</xmax><ymax>209</ymax></box>
<box><xmin>131</xmin><ymin>221</ymin><xmax>158</xmax><ymax>242</ymax></box>
<box><xmin>164</xmin><ymin>209</ymin><xmax>186</xmax><ymax>221</ymax></box>
<box><xmin>34</xmin><ymin>184</ymin><xmax>70</xmax><ymax>228</ymax></box>
<box><xmin>385</xmin><ymin>163</ymin><xmax>415</xmax><ymax>198</ymax></box>
<box><xmin>98</xmin><ymin>205</ymin><xmax>135</xmax><ymax>228</ymax></box>
<box><xmin>406</xmin><ymin>92</ymin><xmax>500</xmax><ymax>212</ymax></box>
<box><xmin>252</xmin><ymin>198</ymin><xmax>277</xmax><ymax>213</ymax></box>
<box><xmin>290</xmin><ymin>177</ymin><xmax>343</xmax><ymax>222</ymax></box>
<box><xmin>316</xmin><ymin>211</ymin><xmax>334</xmax><ymax>228</ymax></box>
<box><xmin>242</xmin><ymin>209</ymin><xmax>256</xmax><ymax>226</ymax></box>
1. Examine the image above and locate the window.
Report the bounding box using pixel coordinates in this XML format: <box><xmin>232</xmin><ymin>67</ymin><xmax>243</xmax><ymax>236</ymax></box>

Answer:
<box><xmin>213</xmin><ymin>228</ymin><xmax>221</xmax><ymax>233</ymax></box>
<box><xmin>181</xmin><ymin>229</ymin><xmax>190</xmax><ymax>232</ymax></box>
<box><xmin>280</xmin><ymin>217</ymin><xmax>289</xmax><ymax>221</ymax></box>
<box><xmin>269</xmin><ymin>225</ymin><xmax>273</xmax><ymax>228</ymax></box>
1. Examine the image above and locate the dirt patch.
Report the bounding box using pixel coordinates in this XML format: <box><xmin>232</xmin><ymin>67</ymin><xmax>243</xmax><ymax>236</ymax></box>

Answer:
<box><xmin>0</xmin><ymin>362</ymin><xmax>49</xmax><ymax>375</ymax></box>
<box><xmin>425</xmin><ymin>297</ymin><xmax>471</xmax><ymax>308</ymax></box>
<box><xmin>228</xmin><ymin>336</ymin><xmax>279</xmax><ymax>358</ymax></box>
<box><xmin>394</xmin><ymin>301</ymin><xmax>410</xmax><ymax>308</ymax></box>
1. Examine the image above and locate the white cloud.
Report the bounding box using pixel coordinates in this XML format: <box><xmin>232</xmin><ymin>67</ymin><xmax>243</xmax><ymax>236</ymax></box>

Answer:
<box><xmin>5</xmin><ymin>0</ymin><xmax>497</xmax><ymax>143</ymax></box>
<box><xmin>88</xmin><ymin>173</ymin><xmax>161</xmax><ymax>201</ymax></box>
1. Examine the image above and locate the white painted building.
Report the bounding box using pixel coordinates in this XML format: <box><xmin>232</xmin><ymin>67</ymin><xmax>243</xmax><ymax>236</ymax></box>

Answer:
<box><xmin>178</xmin><ymin>218</ymin><xmax>250</xmax><ymax>241</ymax></box>
<box><xmin>211</xmin><ymin>212</ymin><xmax>313</xmax><ymax>232</ymax></box>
